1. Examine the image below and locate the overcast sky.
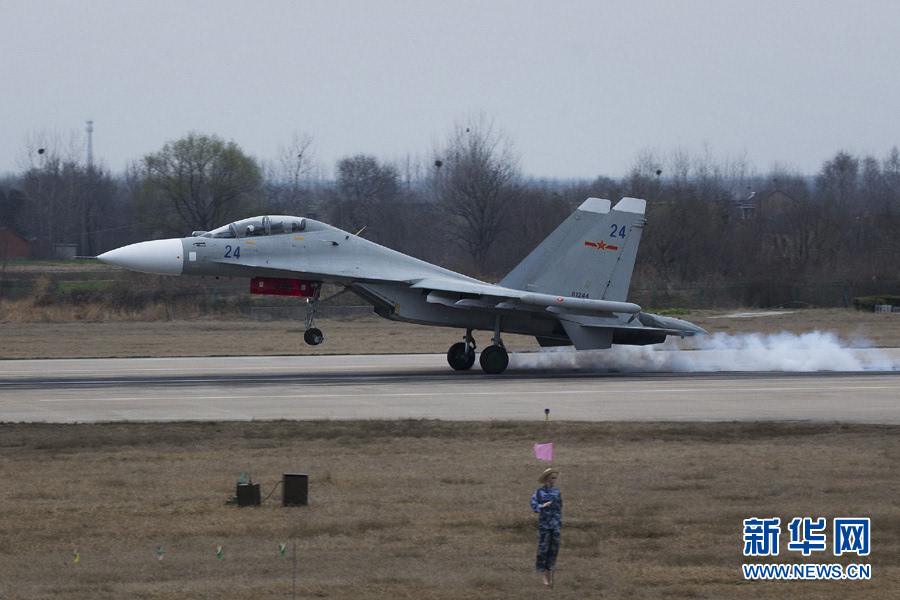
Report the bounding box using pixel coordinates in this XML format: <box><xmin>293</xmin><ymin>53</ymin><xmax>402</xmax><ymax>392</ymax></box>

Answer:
<box><xmin>3</xmin><ymin>1</ymin><xmax>899</xmax><ymax>180</ymax></box>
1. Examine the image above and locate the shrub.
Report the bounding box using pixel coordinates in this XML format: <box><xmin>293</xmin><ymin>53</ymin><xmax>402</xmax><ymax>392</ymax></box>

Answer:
<box><xmin>851</xmin><ymin>295</ymin><xmax>900</xmax><ymax>311</ymax></box>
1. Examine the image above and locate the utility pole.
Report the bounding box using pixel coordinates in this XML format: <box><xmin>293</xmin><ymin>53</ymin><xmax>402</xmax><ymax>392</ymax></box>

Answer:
<box><xmin>83</xmin><ymin>120</ymin><xmax>94</xmax><ymax>256</ymax></box>
<box><xmin>85</xmin><ymin>120</ymin><xmax>94</xmax><ymax>171</ymax></box>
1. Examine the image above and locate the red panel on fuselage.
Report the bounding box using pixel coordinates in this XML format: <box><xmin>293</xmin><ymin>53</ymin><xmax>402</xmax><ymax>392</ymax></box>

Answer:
<box><xmin>250</xmin><ymin>277</ymin><xmax>315</xmax><ymax>297</ymax></box>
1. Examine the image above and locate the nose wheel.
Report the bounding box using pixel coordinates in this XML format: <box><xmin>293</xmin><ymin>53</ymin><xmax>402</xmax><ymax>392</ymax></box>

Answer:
<box><xmin>304</xmin><ymin>327</ymin><xmax>324</xmax><ymax>346</ymax></box>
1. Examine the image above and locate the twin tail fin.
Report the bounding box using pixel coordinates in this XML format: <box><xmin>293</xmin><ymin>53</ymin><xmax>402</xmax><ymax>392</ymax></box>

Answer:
<box><xmin>499</xmin><ymin>197</ymin><xmax>646</xmax><ymax>303</ymax></box>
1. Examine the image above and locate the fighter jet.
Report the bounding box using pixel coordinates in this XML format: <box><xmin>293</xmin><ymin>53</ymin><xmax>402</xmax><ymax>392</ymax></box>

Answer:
<box><xmin>98</xmin><ymin>197</ymin><xmax>705</xmax><ymax>374</ymax></box>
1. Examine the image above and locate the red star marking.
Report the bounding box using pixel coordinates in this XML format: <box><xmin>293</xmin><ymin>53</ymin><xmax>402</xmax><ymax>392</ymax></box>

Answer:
<box><xmin>584</xmin><ymin>239</ymin><xmax>620</xmax><ymax>251</ymax></box>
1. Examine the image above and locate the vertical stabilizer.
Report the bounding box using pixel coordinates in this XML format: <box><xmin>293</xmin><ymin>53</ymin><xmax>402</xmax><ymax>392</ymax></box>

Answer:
<box><xmin>499</xmin><ymin>197</ymin><xmax>646</xmax><ymax>302</ymax></box>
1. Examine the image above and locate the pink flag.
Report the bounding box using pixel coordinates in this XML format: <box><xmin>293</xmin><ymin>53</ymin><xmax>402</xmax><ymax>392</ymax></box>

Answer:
<box><xmin>534</xmin><ymin>442</ymin><xmax>554</xmax><ymax>461</ymax></box>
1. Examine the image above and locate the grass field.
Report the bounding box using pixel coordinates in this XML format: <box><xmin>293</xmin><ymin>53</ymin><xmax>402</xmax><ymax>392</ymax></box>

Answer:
<box><xmin>1</xmin><ymin>420</ymin><xmax>898</xmax><ymax>599</ymax></box>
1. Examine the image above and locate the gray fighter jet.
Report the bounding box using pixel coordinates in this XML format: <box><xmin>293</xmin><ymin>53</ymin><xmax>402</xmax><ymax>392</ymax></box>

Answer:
<box><xmin>98</xmin><ymin>197</ymin><xmax>705</xmax><ymax>373</ymax></box>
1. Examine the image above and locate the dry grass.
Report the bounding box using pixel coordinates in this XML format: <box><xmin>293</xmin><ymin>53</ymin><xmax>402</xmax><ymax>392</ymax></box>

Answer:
<box><xmin>1</xmin><ymin>308</ymin><xmax>898</xmax><ymax>360</ymax></box>
<box><xmin>1</xmin><ymin>421</ymin><xmax>898</xmax><ymax>599</ymax></box>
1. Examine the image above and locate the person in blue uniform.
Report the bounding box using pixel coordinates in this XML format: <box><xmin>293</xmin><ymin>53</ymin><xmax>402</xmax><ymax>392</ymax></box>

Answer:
<box><xmin>531</xmin><ymin>467</ymin><xmax>562</xmax><ymax>586</ymax></box>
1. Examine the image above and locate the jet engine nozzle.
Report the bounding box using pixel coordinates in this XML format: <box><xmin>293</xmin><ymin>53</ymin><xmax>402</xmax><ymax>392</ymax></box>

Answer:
<box><xmin>98</xmin><ymin>239</ymin><xmax>185</xmax><ymax>276</ymax></box>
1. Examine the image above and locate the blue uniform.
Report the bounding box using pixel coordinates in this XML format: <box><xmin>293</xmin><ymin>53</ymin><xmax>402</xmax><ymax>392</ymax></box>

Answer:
<box><xmin>531</xmin><ymin>485</ymin><xmax>562</xmax><ymax>572</ymax></box>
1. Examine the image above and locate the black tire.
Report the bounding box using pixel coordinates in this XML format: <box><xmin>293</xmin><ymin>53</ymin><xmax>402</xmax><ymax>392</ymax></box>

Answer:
<box><xmin>479</xmin><ymin>344</ymin><xmax>509</xmax><ymax>374</ymax></box>
<box><xmin>447</xmin><ymin>342</ymin><xmax>476</xmax><ymax>371</ymax></box>
<box><xmin>303</xmin><ymin>327</ymin><xmax>324</xmax><ymax>346</ymax></box>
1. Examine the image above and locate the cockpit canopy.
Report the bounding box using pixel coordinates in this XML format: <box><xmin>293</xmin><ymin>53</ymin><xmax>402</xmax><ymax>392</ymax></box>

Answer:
<box><xmin>197</xmin><ymin>216</ymin><xmax>307</xmax><ymax>239</ymax></box>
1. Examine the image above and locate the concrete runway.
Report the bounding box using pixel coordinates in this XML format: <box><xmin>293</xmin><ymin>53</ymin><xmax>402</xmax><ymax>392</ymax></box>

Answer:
<box><xmin>1</xmin><ymin>350</ymin><xmax>898</xmax><ymax>424</ymax></box>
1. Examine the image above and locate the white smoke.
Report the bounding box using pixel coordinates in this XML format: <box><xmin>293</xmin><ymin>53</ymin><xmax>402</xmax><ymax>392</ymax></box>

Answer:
<box><xmin>510</xmin><ymin>331</ymin><xmax>896</xmax><ymax>373</ymax></box>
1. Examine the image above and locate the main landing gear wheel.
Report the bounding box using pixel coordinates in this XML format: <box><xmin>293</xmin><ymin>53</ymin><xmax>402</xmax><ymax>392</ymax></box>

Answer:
<box><xmin>479</xmin><ymin>344</ymin><xmax>509</xmax><ymax>374</ymax></box>
<box><xmin>303</xmin><ymin>327</ymin><xmax>324</xmax><ymax>346</ymax></box>
<box><xmin>447</xmin><ymin>342</ymin><xmax>476</xmax><ymax>370</ymax></box>
<box><xmin>447</xmin><ymin>329</ymin><xmax>477</xmax><ymax>371</ymax></box>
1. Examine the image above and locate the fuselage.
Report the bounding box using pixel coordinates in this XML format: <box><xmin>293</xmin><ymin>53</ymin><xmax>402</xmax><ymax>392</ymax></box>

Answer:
<box><xmin>98</xmin><ymin>216</ymin><xmax>565</xmax><ymax>336</ymax></box>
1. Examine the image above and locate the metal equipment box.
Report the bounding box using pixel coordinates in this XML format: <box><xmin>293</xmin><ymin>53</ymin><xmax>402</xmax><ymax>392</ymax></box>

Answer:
<box><xmin>283</xmin><ymin>473</ymin><xmax>308</xmax><ymax>506</ymax></box>
<box><xmin>236</xmin><ymin>483</ymin><xmax>261</xmax><ymax>506</ymax></box>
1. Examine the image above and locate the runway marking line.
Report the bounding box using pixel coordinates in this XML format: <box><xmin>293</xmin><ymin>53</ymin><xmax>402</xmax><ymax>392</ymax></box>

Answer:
<box><xmin>36</xmin><ymin>384</ymin><xmax>898</xmax><ymax>403</ymax></box>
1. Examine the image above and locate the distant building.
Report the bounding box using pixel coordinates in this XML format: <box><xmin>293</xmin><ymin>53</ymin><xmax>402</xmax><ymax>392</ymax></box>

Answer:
<box><xmin>759</xmin><ymin>191</ymin><xmax>800</xmax><ymax>217</ymax></box>
<box><xmin>733</xmin><ymin>190</ymin><xmax>800</xmax><ymax>223</ymax></box>
<box><xmin>0</xmin><ymin>227</ymin><xmax>31</xmax><ymax>259</ymax></box>
<box><xmin>737</xmin><ymin>191</ymin><xmax>758</xmax><ymax>220</ymax></box>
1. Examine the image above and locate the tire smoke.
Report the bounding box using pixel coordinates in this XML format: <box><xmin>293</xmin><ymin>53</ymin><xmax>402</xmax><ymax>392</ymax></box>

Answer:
<box><xmin>510</xmin><ymin>331</ymin><xmax>895</xmax><ymax>373</ymax></box>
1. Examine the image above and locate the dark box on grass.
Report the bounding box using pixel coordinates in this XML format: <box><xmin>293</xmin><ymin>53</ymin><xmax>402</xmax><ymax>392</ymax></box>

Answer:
<box><xmin>283</xmin><ymin>473</ymin><xmax>308</xmax><ymax>506</ymax></box>
<box><xmin>236</xmin><ymin>483</ymin><xmax>260</xmax><ymax>507</ymax></box>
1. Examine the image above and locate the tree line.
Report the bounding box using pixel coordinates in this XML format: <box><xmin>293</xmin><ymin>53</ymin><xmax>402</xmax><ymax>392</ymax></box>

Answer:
<box><xmin>2</xmin><ymin>118</ymin><xmax>899</xmax><ymax>297</ymax></box>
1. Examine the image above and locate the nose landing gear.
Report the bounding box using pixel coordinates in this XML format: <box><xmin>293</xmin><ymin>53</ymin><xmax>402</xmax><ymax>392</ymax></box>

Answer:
<box><xmin>301</xmin><ymin>284</ymin><xmax>352</xmax><ymax>346</ymax></box>
<box><xmin>303</xmin><ymin>283</ymin><xmax>324</xmax><ymax>345</ymax></box>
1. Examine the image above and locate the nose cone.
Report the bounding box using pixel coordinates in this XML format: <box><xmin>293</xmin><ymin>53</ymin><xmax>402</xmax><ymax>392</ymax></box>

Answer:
<box><xmin>98</xmin><ymin>239</ymin><xmax>184</xmax><ymax>275</ymax></box>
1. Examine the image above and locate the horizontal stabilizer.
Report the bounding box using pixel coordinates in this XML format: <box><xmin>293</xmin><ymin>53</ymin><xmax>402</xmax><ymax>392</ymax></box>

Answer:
<box><xmin>559</xmin><ymin>320</ymin><xmax>613</xmax><ymax>350</ymax></box>
<box><xmin>637</xmin><ymin>312</ymin><xmax>708</xmax><ymax>335</ymax></box>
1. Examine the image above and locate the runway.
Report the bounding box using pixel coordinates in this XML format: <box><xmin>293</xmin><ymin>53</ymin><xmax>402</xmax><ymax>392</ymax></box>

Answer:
<box><xmin>1</xmin><ymin>350</ymin><xmax>898</xmax><ymax>423</ymax></box>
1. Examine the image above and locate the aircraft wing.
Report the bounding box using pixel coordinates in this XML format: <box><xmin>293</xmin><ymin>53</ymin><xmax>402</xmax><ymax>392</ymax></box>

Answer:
<box><xmin>410</xmin><ymin>278</ymin><xmax>642</xmax><ymax>314</ymax></box>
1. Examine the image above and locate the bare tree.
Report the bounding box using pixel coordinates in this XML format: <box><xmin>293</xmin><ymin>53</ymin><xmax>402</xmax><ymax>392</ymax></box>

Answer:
<box><xmin>624</xmin><ymin>149</ymin><xmax>663</xmax><ymax>202</ymax></box>
<box><xmin>429</xmin><ymin>116</ymin><xmax>521</xmax><ymax>275</ymax></box>
<box><xmin>878</xmin><ymin>148</ymin><xmax>900</xmax><ymax>215</ymax></box>
<box><xmin>263</xmin><ymin>132</ymin><xmax>317</xmax><ymax>215</ymax></box>
<box><xmin>816</xmin><ymin>151</ymin><xmax>859</xmax><ymax>213</ymax></box>
<box><xmin>330</xmin><ymin>154</ymin><xmax>401</xmax><ymax>228</ymax></box>
<box><xmin>398</xmin><ymin>153</ymin><xmax>425</xmax><ymax>195</ymax></box>
<box><xmin>495</xmin><ymin>182</ymin><xmax>570</xmax><ymax>274</ymax></box>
